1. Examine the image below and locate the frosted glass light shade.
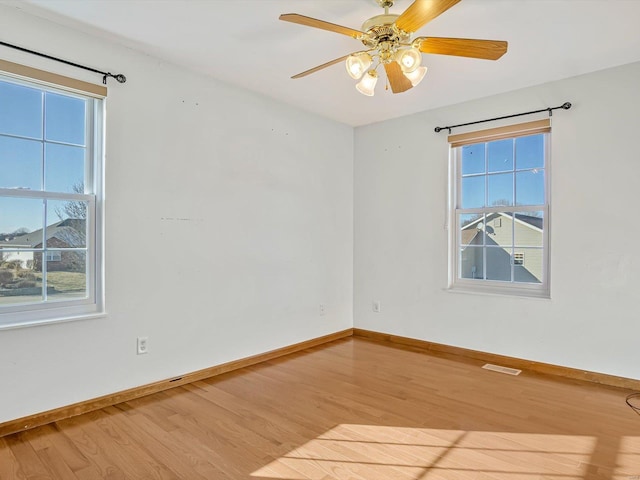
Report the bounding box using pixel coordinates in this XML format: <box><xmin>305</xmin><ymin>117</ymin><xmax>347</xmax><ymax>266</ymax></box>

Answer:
<box><xmin>397</xmin><ymin>47</ymin><xmax>422</xmax><ymax>73</ymax></box>
<box><xmin>346</xmin><ymin>53</ymin><xmax>373</xmax><ymax>80</ymax></box>
<box><xmin>356</xmin><ymin>70</ymin><xmax>378</xmax><ymax>96</ymax></box>
<box><xmin>403</xmin><ymin>66</ymin><xmax>428</xmax><ymax>86</ymax></box>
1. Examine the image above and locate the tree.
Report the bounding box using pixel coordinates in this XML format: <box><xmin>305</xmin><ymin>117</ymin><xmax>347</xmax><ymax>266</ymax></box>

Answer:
<box><xmin>55</xmin><ymin>182</ymin><xmax>86</xmax><ymax>221</ymax></box>
<box><xmin>48</xmin><ymin>182</ymin><xmax>87</xmax><ymax>273</ymax></box>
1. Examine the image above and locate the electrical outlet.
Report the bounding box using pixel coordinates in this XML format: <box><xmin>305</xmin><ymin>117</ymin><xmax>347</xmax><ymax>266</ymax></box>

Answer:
<box><xmin>372</xmin><ymin>301</ymin><xmax>381</xmax><ymax>313</ymax></box>
<box><xmin>319</xmin><ymin>304</ymin><xmax>326</xmax><ymax>316</ymax></box>
<box><xmin>137</xmin><ymin>336</ymin><xmax>148</xmax><ymax>355</ymax></box>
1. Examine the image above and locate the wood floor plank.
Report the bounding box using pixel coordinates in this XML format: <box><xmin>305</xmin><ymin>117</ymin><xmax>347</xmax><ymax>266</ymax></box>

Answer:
<box><xmin>35</xmin><ymin>445</ymin><xmax>77</xmax><ymax>479</ymax></box>
<box><xmin>23</xmin><ymin>423</ymin><xmax>90</xmax><ymax>473</ymax></box>
<box><xmin>55</xmin><ymin>415</ymin><xmax>134</xmax><ymax>479</ymax></box>
<box><xmin>0</xmin><ymin>436</ymin><xmax>23</xmax><ymax>480</ymax></box>
<box><xmin>81</xmin><ymin>410</ymin><xmax>178</xmax><ymax>480</ymax></box>
<box><xmin>4</xmin><ymin>432</ymin><xmax>53</xmax><ymax>479</ymax></box>
<box><xmin>103</xmin><ymin>406</ymin><xmax>225</xmax><ymax>480</ymax></box>
<box><xmin>3</xmin><ymin>337</ymin><xmax>640</xmax><ymax>480</ymax></box>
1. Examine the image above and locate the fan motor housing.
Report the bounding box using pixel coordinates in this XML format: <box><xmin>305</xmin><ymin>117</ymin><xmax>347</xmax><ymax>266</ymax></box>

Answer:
<box><xmin>362</xmin><ymin>13</ymin><xmax>398</xmax><ymax>32</ymax></box>
<box><xmin>361</xmin><ymin>14</ymin><xmax>409</xmax><ymax>49</ymax></box>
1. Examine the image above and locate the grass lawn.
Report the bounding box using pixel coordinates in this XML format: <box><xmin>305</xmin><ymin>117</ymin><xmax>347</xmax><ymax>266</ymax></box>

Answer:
<box><xmin>0</xmin><ymin>270</ymin><xmax>86</xmax><ymax>304</ymax></box>
<box><xmin>36</xmin><ymin>271</ymin><xmax>86</xmax><ymax>292</ymax></box>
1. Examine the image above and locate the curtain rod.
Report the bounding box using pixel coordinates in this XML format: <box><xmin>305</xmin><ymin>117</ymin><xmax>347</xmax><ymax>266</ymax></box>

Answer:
<box><xmin>434</xmin><ymin>102</ymin><xmax>572</xmax><ymax>134</ymax></box>
<box><xmin>0</xmin><ymin>40</ymin><xmax>126</xmax><ymax>85</ymax></box>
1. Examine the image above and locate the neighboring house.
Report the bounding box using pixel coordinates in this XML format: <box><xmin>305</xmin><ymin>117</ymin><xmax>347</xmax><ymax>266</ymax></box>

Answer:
<box><xmin>0</xmin><ymin>219</ymin><xmax>85</xmax><ymax>272</ymax></box>
<box><xmin>460</xmin><ymin>212</ymin><xmax>543</xmax><ymax>283</ymax></box>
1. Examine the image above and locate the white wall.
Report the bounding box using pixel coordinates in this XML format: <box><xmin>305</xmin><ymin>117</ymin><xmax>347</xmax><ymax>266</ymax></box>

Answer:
<box><xmin>0</xmin><ymin>5</ymin><xmax>353</xmax><ymax>423</ymax></box>
<box><xmin>355</xmin><ymin>61</ymin><xmax>640</xmax><ymax>380</ymax></box>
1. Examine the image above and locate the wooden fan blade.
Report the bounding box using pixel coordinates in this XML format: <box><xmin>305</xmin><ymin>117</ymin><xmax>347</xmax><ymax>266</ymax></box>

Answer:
<box><xmin>395</xmin><ymin>0</ymin><xmax>461</xmax><ymax>33</ymax></box>
<box><xmin>291</xmin><ymin>55</ymin><xmax>351</xmax><ymax>79</ymax></box>
<box><xmin>384</xmin><ymin>62</ymin><xmax>413</xmax><ymax>94</ymax></box>
<box><xmin>279</xmin><ymin>13</ymin><xmax>364</xmax><ymax>39</ymax></box>
<box><xmin>417</xmin><ymin>37</ymin><xmax>508</xmax><ymax>60</ymax></box>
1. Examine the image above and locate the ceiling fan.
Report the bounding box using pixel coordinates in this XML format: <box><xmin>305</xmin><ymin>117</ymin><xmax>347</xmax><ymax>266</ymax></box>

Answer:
<box><xmin>279</xmin><ymin>0</ymin><xmax>508</xmax><ymax>96</ymax></box>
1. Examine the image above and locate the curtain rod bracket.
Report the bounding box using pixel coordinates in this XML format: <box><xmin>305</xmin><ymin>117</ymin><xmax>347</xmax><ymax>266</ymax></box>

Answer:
<box><xmin>434</xmin><ymin>101</ymin><xmax>572</xmax><ymax>134</ymax></box>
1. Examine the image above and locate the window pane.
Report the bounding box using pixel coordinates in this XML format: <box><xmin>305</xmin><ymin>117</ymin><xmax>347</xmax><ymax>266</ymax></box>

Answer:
<box><xmin>43</xmin><ymin>250</ymin><xmax>87</xmax><ymax>303</ymax></box>
<box><xmin>45</xmin><ymin>143</ymin><xmax>85</xmax><ymax>193</ymax></box>
<box><xmin>514</xmin><ymin>248</ymin><xmax>543</xmax><ymax>284</ymax></box>
<box><xmin>46</xmin><ymin>200</ymin><xmax>87</xmax><ymax>248</ymax></box>
<box><xmin>460</xmin><ymin>246</ymin><xmax>483</xmax><ymax>280</ymax></box>
<box><xmin>487</xmin><ymin>173</ymin><xmax>513</xmax><ymax>207</ymax></box>
<box><xmin>516</xmin><ymin>170</ymin><xmax>544</xmax><ymax>206</ymax></box>
<box><xmin>514</xmin><ymin>212</ymin><xmax>543</xmax><ymax>284</ymax></box>
<box><xmin>0</xmin><ymin>197</ymin><xmax>44</xmax><ymax>250</ymax></box>
<box><xmin>45</xmin><ymin>93</ymin><xmax>86</xmax><ymax>145</ymax></box>
<box><xmin>516</xmin><ymin>134</ymin><xmax>544</xmax><ymax>170</ymax></box>
<box><xmin>461</xmin><ymin>143</ymin><xmax>485</xmax><ymax>175</ymax></box>
<box><xmin>0</xmin><ymin>81</ymin><xmax>42</xmax><ymax>139</ymax></box>
<box><xmin>486</xmin><ymin>212</ymin><xmax>512</xmax><ymax>247</ymax></box>
<box><xmin>0</xmin><ymin>135</ymin><xmax>43</xmax><ymax>190</ymax></box>
<box><xmin>485</xmin><ymin>246</ymin><xmax>512</xmax><ymax>281</ymax></box>
<box><xmin>514</xmin><ymin>212</ymin><xmax>543</xmax><ymax>247</ymax></box>
<box><xmin>460</xmin><ymin>214</ymin><xmax>484</xmax><ymax>246</ymax></box>
<box><xmin>0</xmin><ymin>265</ymin><xmax>43</xmax><ymax>306</ymax></box>
<box><xmin>461</xmin><ymin>176</ymin><xmax>485</xmax><ymax>208</ymax></box>
<box><xmin>487</xmin><ymin>139</ymin><xmax>513</xmax><ymax>173</ymax></box>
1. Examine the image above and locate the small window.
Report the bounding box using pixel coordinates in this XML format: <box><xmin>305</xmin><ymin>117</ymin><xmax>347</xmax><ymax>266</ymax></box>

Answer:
<box><xmin>449</xmin><ymin>120</ymin><xmax>550</xmax><ymax>297</ymax></box>
<box><xmin>45</xmin><ymin>251</ymin><xmax>62</xmax><ymax>262</ymax></box>
<box><xmin>0</xmin><ymin>65</ymin><xmax>104</xmax><ymax>327</ymax></box>
<box><xmin>512</xmin><ymin>252</ymin><xmax>524</xmax><ymax>266</ymax></box>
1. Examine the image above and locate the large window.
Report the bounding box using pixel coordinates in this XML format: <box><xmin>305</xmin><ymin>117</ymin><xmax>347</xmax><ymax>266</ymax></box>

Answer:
<box><xmin>449</xmin><ymin>120</ymin><xmax>550</xmax><ymax>297</ymax></box>
<box><xmin>0</xmin><ymin>64</ymin><xmax>104</xmax><ymax>327</ymax></box>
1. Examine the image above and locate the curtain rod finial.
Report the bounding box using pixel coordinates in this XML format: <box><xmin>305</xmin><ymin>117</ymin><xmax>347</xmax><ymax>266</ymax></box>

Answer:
<box><xmin>562</xmin><ymin>102</ymin><xmax>572</xmax><ymax>110</ymax></box>
<box><xmin>103</xmin><ymin>73</ymin><xmax>127</xmax><ymax>84</ymax></box>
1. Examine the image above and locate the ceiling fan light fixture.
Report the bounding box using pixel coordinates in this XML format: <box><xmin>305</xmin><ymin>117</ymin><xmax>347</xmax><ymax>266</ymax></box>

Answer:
<box><xmin>346</xmin><ymin>52</ymin><xmax>373</xmax><ymax>80</ymax></box>
<box><xmin>403</xmin><ymin>65</ymin><xmax>428</xmax><ymax>86</ymax></box>
<box><xmin>356</xmin><ymin>70</ymin><xmax>378</xmax><ymax>96</ymax></box>
<box><xmin>280</xmin><ymin>0</ymin><xmax>508</xmax><ymax>96</ymax></box>
<box><xmin>396</xmin><ymin>47</ymin><xmax>422</xmax><ymax>73</ymax></box>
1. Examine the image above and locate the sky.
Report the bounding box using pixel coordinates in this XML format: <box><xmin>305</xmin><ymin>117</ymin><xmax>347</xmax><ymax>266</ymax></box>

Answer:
<box><xmin>460</xmin><ymin>134</ymin><xmax>545</xmax><ymax>209</ymax></box>
<box><xmin>0</xmin><ymin>78</ymin><xmax>87</xmax><ymax>235</ymax></box>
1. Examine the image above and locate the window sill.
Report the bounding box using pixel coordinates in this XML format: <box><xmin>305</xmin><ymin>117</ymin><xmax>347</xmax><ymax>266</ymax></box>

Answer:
<box><xmin>0</xmin><ymin>311</ymin><xmax>106</xmax><ymax>330</ymax></box>
<box><xmin>445</xmin><ymin>285</ymin><xmax>550</xmax><ymax>300</ymax></box>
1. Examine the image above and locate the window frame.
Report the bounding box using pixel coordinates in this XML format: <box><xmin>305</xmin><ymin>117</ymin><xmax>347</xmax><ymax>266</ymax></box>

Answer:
<box><xmin>0</xmin><ymin>64</ymin><xmax>105</xmax><ymax>328</ymax></box>
<box><xmin>447</xmin><ymin>120</ymin><xmax>551</xmax><ymax>298</ymax></box>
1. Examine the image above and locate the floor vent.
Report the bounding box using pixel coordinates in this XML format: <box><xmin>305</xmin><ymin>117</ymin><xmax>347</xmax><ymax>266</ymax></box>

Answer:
<box><xmin>482</xmin><ymin>363</ymin><xmax>522</xmax><ymax>376</ymax></box>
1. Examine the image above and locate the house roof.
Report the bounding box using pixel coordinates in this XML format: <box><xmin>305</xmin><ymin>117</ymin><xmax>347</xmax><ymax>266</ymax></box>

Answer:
<box><xmin>461</xmin><ymin>229</ymin><xmax>480</xmax><ymax>246</ymax></box>
<box><xmin>461</xmin><ymin>212</ymin><xmax>543</xmax><ymax>232</ymax></box>
<box><xmin>1</xmin><ymin>219</ymin><xmax>85</xmax><ymax>248</ymax></box>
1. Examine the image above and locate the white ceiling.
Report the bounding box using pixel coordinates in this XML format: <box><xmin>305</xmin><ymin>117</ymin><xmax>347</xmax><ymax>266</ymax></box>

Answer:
<box><xmin>8</xmin><ymin>0</ymin><xmax>640</xmax><ymax>126</ymax></box>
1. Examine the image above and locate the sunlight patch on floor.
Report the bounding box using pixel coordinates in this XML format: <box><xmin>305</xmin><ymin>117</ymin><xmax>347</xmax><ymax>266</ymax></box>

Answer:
<box><xmin>251</xmin><ymin>424</ymin><xmax>616</xmax><ymax>480</ymax></box>
<box><xmin>616</xmin><ymin>436</ymin><xmax>640</xmax><ymax>480</ymax></box>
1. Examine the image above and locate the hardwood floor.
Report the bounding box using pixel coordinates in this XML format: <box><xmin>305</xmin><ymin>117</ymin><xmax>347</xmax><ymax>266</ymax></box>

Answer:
<box><xmin>2</xmin><ymin>337</ymin><xmax>640</xmax><ymax>479</ymax></box>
